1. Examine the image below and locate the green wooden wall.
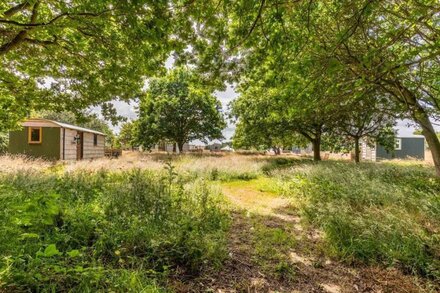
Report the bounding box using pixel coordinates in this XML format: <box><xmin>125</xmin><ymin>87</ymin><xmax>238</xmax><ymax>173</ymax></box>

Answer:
<box><xmin>8</xmin><ymin>127</ymin><xmax>60</xmax><ymax>160</ymax></box>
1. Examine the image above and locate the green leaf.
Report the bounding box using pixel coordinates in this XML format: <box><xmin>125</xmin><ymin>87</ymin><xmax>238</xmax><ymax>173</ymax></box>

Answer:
<box><xmin>43</xmin><ymin>244</ymin><xmax>61</xmax><ymax>257</ymax></box>
<box><xmin>19</xmin><ymin>233</ymin><xmax>40</xmax><ymax>240</ymax></box>
<box><xmin>67</xmin><ymin>249</ymin><xmax>81</xmax><ymax>258</ymax></box>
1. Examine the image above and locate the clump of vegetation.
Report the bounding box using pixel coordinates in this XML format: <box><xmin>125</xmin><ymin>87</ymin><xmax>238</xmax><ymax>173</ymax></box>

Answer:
<box><xmin>279</xmin><ymin>161</ymin><xmax>440</xmax><ymax>280</ymax></box>
<box><xmin>0</xmin><ymin>168</ymin><xmax>229</xmax><ymax>291</ymax></box>
<box><xmin>0</xmin><ymin>155</ymin><xmax>53</xmax><ymax>173</ymax></box>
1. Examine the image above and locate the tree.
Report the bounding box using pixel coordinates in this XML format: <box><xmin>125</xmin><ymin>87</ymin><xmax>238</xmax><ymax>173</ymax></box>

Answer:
<box><xmin>230</xmin><ymin>87</ymin><xmax>287</xmax><ymax>153</ymax></box>
<box><xmin>231</xmin><ymin>78</ymin><xmax>339</xmax><ymax>160</ymax></box>
<box><xmin>231</xmin><ymin>101</ymin><xmax>308</xmax><ymax>154</ymax></box>
<box><xmin>313</xmin><ymin>0</ymin><xmax>440</xmax><ymax>173</ymax></box>
<box><xmin>118</xmin><ymin>121</ymin><xmax>136</xmax><ymax>150</ymax></box>
<box><xmin>137</xmin><ymin>68</ymin><xmax>226</xmax><ymax>152</ymax></box>
<box><xmin>0</xmin><ymin>1</ymin><xmax>208</xmax><ymax>130</ymax></box>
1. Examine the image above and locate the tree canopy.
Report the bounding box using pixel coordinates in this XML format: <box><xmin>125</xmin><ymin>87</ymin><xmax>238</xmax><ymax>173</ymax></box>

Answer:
<box><xmin>0</xmin><ymin>0</ymin><xmax>201</xmax><ymax>130</ymax></box>
<box><xmin>136</xmin><ymin>68</ymin><xmax>226</xmax><ymax>152</ymax></box>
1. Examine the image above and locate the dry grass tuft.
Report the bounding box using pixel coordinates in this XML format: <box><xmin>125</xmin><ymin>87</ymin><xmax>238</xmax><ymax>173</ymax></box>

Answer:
<box><xmin>0</xmin><ymin>152</ymin><xmax>266</xmax><ymax>176</ymax></box>
<box><xmin>63</xmin><ymin>152</ymin><xmax>164</xmax><ymax>173</ymax></box>
<box><xmin>0</xmin><ymin>154</ymin><xmax>53</xmax><ymax>173</ymax></box>
<box><xmin>177</xmin><ymin>154</ymin><xmax>265</xmax><ymax>175</ymax></box>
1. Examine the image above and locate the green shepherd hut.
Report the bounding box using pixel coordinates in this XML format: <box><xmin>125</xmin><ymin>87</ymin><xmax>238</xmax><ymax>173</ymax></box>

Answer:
<box><xmin>8</xmin><ymin>118</ymin><xmax>105</xmax><ymax>160</ymax></box>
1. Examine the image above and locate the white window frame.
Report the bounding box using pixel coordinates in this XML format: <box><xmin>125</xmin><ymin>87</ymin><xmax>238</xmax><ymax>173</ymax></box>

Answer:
<box><xmin>395</xmin><ymin>138</ymin><xmax>402</xmax><ymax>150</ymax></box>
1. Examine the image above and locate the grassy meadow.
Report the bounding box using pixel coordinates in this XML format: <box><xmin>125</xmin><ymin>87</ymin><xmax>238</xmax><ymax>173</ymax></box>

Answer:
<box><xmin>0</xmin><ymin>153</ymin><xmax>439</xmax><ymax>292</ymax></box>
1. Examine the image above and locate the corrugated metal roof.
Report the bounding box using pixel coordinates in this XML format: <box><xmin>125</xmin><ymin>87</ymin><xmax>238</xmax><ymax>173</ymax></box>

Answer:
<box><xmin>53</xmin><ymin>121</ymin><xmax>106</xmax><ymax>136</ymax></box>
<box><xmin>26</xmin><ymin>118</ymin><xmax>106</xmax><ymax>136</ymax></box>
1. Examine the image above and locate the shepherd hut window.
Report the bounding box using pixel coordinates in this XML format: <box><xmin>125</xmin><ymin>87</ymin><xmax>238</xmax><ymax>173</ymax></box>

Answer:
<box><xmin>28</xmin><ymin>127</ymin><xmax>42</xmax><ymax>144</ymax></box>
<box><xmin>93</xmin><ymin>134</ymin><xmax>98</xmax><ymax>146</ymax></box>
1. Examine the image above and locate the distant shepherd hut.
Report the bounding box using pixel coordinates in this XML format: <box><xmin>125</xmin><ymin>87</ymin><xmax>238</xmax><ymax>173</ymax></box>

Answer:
<box><xmin>361</xmin><ymin>136</ymin><xmax>425</xmax><ymax>161</ymax></box>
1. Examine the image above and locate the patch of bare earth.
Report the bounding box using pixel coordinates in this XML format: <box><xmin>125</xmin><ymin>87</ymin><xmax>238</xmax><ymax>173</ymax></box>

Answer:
<box><xmin>173</xmin><ymin>180</ymin><xmax>435</xmax><ymax>292</ymax></box>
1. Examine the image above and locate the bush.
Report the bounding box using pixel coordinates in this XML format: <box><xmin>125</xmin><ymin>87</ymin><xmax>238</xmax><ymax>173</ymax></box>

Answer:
<box><xmin>279</xmin><ymin>161</ymin><xmax>440</xmax><ymax>280</ymax></box>
<box><xmin>0</xmin><ymin>168</ymin><xmax>229</xmax><ymax>291</ymax></box>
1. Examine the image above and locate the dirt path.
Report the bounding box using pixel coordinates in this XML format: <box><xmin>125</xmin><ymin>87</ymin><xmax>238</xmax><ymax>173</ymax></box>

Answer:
<box><xmin>178</xmin><ymin>179</ymin><xmax>431</xmax><ymax>293</ymax></box>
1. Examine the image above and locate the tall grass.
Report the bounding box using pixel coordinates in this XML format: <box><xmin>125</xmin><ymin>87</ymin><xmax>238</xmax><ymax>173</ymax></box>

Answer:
<box><xmin>0</xmin><ymin>167</ymin><xmax>229</xmax><ymax>292</ymax></box>
<box><xmin>0</xmin><ymin>153</ymin><xmax>264</xmax><ymax>182</ymax></box>
<box><xmin>0</xmin><ymin>154</ymin><xmax>53</xmax><ymax>172</ymax></box>
<box><xmin>176</xmin><ymin>154</ymin><xmax>263</xmax><ymax>181</ymax></box>
<box><xmin>278</xmin><ymin>161</ymin><xmax>440</xmax><ymax>280</ymax></box>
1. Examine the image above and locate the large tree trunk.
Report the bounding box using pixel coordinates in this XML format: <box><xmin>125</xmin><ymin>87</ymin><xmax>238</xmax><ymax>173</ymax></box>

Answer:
<box><xmin>354</xmin><ymin>136</ymin><xmax>360</xmax><ymax>163</ymax></box>
<box><xmin>312</xmin><ymin>138</ymin><xmax>321</xmax><ymax>161</ymax></box>
<box><xmin>413</xmin><ymin>112</ymin><xmax>440</xmax><ymax>176</ymax></box>
<box><xmin>395</xmin><ymin>83</ymin><xmax>440</xmax><ymax>176</ymax></box>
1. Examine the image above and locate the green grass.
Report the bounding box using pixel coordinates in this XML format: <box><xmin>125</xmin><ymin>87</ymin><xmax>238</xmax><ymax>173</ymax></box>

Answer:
<box><xmin>221</xmin><ymin>177</ymin><xmax>280</xmax><ymax>195</ymax></box>
<box><xmin>0</xmin><ymin>168</ymin><xmax>229</xmax><ymax>292</ymax></box>
<box><xmin>277</xmin><ymin>161</ymin><xmax>440</xmax><ymax>280</ymax></box>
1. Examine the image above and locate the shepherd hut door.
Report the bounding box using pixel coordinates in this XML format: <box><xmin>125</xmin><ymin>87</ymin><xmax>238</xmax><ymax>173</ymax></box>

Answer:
<box><xmin>76</xmin><ymin>132</ymin><xmax>84</xmax><ymax>160</ymax></box>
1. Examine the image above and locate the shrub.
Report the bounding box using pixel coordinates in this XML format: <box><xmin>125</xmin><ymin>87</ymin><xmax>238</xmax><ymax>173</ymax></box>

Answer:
<box><xmin>0</xmin><ymin>168</ymin><xmax>229</xmax><ymax>291</ymax></box>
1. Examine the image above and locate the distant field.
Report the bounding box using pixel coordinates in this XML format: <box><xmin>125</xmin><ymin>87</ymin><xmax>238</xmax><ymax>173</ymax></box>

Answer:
<box><xmin>0</xmin><ymin>153</ymin><xmax>438</xmax><ymax>292</ymax></box>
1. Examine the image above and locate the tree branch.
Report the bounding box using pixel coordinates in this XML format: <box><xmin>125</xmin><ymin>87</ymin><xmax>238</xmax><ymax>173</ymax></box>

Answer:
<box><xmin>24</xmin><ymin>36</ymin><xmax>57</xmax><ymax>46</ymax></box>
<box><xmin>3</xmin><ymin>2</ymin><xmax>31</xmax><ymax>18</ymax></box>
<box><xmin>0</xmin><ymin>10</ymin><xmax>112</xmax><ymax>28</ymax></box>
<box><xmin>0</xmin><ymin>1</ymin><xmax>39</xmax><ymax>55</ymax></box>
<box><xmin>231</xmin><ymin>0</ymin><xmax>266</xmax><ymax>50</ymax></box>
